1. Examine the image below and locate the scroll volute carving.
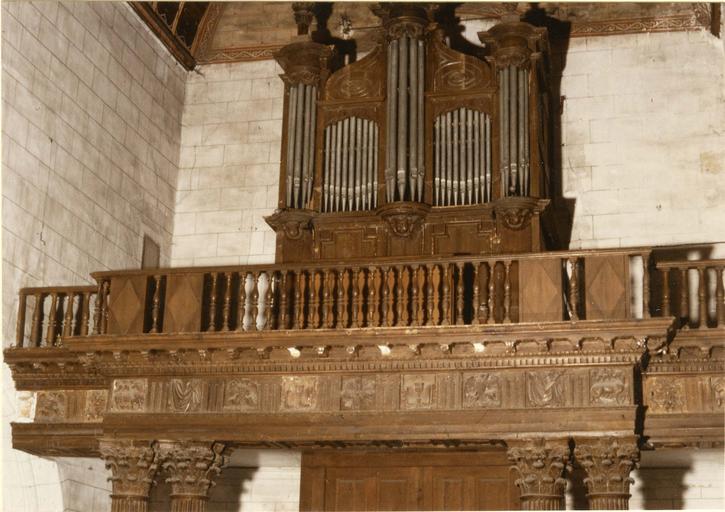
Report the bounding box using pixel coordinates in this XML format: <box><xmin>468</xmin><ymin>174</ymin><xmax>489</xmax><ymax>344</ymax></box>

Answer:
<box><xmin>429</xmin><ymin>27</ymin><xmax>493</xmax><ymax>94</ymax></box>
<box><xmin>275</xmin><ymin>41</ymin><xmax>333</xmax><ymax>86</ymax></box>
<box><xmin>324</xmin><ymin>43</ymin><xmax>386</xmax><ymax>101</ymax></box>
<box><xmin>265</xmin><ymin>209</ymin><xmax>315</xmax><ymax>240</ymax></box>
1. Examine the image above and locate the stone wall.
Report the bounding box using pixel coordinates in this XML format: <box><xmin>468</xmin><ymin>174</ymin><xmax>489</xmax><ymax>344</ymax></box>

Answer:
<box><xmin>171</xmin><ymin>60</ymin><xmax>282</xmax><ymax>267</ymax></box>
<box><xmin>2</xmin><ymin>2</ymin><xmax>185</xmax><ymax>511</ymax></box>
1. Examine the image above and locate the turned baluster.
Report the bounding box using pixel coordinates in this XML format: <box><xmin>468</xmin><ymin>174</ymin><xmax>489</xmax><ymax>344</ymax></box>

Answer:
<box><xmin>661</xmin><ymin>268</ymin><xmax>671</xmax><ymax>317</ymax></box>
<box><xmin>432</xmin><ymin>265</ymin><xmax>442</xmax><ymax>326</ymax></box>
<box><xmin>80</xmin><ymin>292</ymin><xmax>91</xmax><ymax>336</ymax></box>
<box><xmin>264</xmin><ymin>272</ymin><xmax>275</xmax><ymax>330</ymax></box>
<box><xmin>368</xmin><ymin>267</ymin><xmax>380</xmax><ymax>327</ymax></box>
<box><xmin>92</xmin><ymin>284</ymin><xmax>102</xmax><ymax>335</ymax></box>
<box><xmin>16</xmin><ymin>293</ymin><xmax>27</xmax><ymax>347</ymax></box>
<box><xmin>440</xmin><ymin>263</ymin><xmax>451</xmax><ymax>325</ymax></box>
<box><xmin>101</xmin><ymin>281</ymin><xmax>109</xmax><ymax>334</ymax></box>
<box><xmin>322</xmin><ymin>270</ymin><xmax>333</xmax><ymax>328</ymax></box>
<box><xmin>381</xmin><ymin>266</ymin><xmax>391</xmax><ymax>327</ymax></box>
<box><xmin>487</xmin><ymin>262</ymin><xmax>496</xmax><ymax>324</ymax></box>
<box><xmin>716</xmin><ymin>268</ymin><xmax>724</xmax><ymax>327</ymax></box>
<box><xmin>207</xmin><ymin>272</ymin><xmax>219</xmax><ymax>332</ymax></box>
<box><xmin>680</xmin><ymin>267</ymin><xmax>689</xmax><ymax>326</ymax></box>
<box><xmin>425</xmin><ymin>264</ymin><xmax>435</xmax><ymax>327</ymax></box>
<box><xmin>250</xmin><ymin>272</ymin><xmax>260</xmax><ymax>331</ymax></box>
<box><xmin>237</xmin><ymin>273</ymin><xmax>248</xmax><ymax>331</ymax></box>
<box><xmin>30</xmin><ymin>293</ymin><xmax>43</xmax><ymax>346</ymax></box>
<box><xmin>411</xmin><ymin>265</ymin><xmax>420</xmax><ymax>326</ymax></box>
<box><xmin>308</xmin><ymin>270</ymin><xmax>320</xmax><ymax>328</ymax></box>
<box><xmin>698</xmin><ymin>267</ymin><xmax>707</xmax><ymax>328</ymax></box>
<box><xmin>568</xmin><ymin>257</ymin><xmax>580</xmax><ymax>321</ymax></box>
<box><xmin>417</xmin><ymin>265</ymin><xmax>426</xmax><ymax>326</ymax></box>
<box><xmin>642</xmin><ymin>253</ymin><xmax>651</xmax><ymax>318</ymax></box>
<box><xmin>150</xmin><ymin>275</ymin><xmax>162</xmax><ymax>333</ymax></box>
<box><xmin>456</xmin><ymin>262</ymin><xmax>465</xmax><ymax>325</ymax></box>
<box><xmin>46</xmin><ymin>292</ymin><xmax>59</xmax><ymax>346</ymax></box>
<box><xmin>220</xmin><ymin>273</ymin><xmax>232</xmax><ymax>332</ymax></box>
<box><xmin>338</xmin><ymin>269</ymin><xmax>349</xmax><ymax>328</ymax></box>
<box><xmin>503</xmin><ymin>261</ymin><xmax>512</xmax><ymax>324</ymax></box>
<box><xmin>472</xmin><ymin>263</ymin><xmax>481</xmax><ymax>325</ymax></box>
<box><xmin>279</xmin><ymin>271</ymin><xmax>289</xmax><ymax>329</ymax></box>
<box><xmin>355</xmin><ymin>268</ymin><xmax>365</xmax><ymax>328</ymax></box>
<box><xmin>296</xmin><ymin>271</ymin><xmax>306</xmax><ymax>330</ymax></box>
<box><xmin>62</xmin><ymin>293</ymin><xmax>74</xmax><ymax>338</ymax></box>
<box><xmin>395</xmin><ymin>266</ymin><xmax>404</xmax><ymax>327</ymax></box>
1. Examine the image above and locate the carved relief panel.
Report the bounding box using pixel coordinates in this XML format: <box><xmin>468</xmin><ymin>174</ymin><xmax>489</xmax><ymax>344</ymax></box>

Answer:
<box><xmin>644</xmin><ymin>374</ymin><xmax>724</xmax><ymax>414</ymax></box>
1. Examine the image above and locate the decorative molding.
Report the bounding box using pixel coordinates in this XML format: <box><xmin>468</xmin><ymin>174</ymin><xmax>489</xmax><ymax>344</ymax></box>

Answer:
<box><xmin>507</xmin><ymin>438</ymin><xmax>571</xmax><ymax>510</ymax></box>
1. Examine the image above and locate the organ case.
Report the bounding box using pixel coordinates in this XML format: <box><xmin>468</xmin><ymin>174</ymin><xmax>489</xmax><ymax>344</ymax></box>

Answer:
<box><xmin>267</xmin><ymin>4</ymin><xmax>553</xmax><ymax>263</ymax></box>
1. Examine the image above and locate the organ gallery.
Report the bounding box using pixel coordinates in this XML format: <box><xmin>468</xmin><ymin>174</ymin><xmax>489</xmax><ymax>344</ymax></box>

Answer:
<box><xmin>4</xmin><ymin>2</ymin><xmax>723</xmax><ymax>511</ymax></box>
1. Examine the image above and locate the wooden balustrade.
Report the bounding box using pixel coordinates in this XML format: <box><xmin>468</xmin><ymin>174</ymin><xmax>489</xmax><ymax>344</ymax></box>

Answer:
<box><xmin>655</xmin><ymin>259</ymin><xmax>725</xmax><ymax>329</ymax></box>
<box><xmin>17</xmin><ymin>248</ymin><xmax>702</xmax><ymax>346</ymax></box>
<box><xmin>15</xmin><ymin>286</ymin><xmax>98</xmax><ymax>348</ymax></box>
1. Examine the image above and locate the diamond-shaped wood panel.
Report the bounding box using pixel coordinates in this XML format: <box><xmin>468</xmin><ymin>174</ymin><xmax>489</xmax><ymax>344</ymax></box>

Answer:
<box><xmin>519</xmin><ymin>258</ymin><xmax>563</xmax><ymax>322</ymax></box>
<box><xmin>164</xmin><ymin>274</ymin><xmax>203</xmax><ymax>333</ymax></box>
<box><xmin>585</xmin><ymin>254</ymin><xmax>628</xmax><ymax>320</ymax></box>
<box><xmin>106</xmin><ymin>276</ymin><xmax>147</xmax><ymax>335</ymax></box>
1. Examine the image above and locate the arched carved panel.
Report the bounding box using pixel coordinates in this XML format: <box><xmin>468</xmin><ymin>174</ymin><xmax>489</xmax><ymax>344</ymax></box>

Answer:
<box><xmin>429</xmin><ymin>31</ymin><xmax>492</xmax><ymax>94</ymax></box>
<box><xmin>325</xmin><ymin>44</ymin><xmax>385</xmax><ymax>102</ymax></box>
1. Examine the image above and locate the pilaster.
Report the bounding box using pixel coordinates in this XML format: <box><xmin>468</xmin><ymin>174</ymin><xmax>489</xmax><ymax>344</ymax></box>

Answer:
<box><xmin>507</xmin><ymin>438</ymin><xmax>571</xmax><ymax>510</ymax></box>
<box><xmin>99</xmin><ymin>439</ymin><xmax>159</xmax><ymax>512</ymax></box>
<box><xmin>574</xmin><ymin>436</ymin><xmax>640</xmax><ymax>510</ymax></box>
<box><xmin>157</xmin><ymin>440</ymin><xmax>227</xmax><ymax>512</ymax></box>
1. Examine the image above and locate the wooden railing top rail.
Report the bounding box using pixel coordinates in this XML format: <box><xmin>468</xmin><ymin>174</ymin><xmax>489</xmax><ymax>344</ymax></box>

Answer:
<box><xmin>19</xmin><ymin>286</ymin><xmax>98</xmax><ymax>295</ymax></box>
<box><xmin>656</xmin><ymin>259</ymin><xmax>725</xmax><ymax>270</ymax></box>
<box><xmin>90</xmin><ymin>247</ymin><xmax>653</xmax><ymax>280</ymax></box>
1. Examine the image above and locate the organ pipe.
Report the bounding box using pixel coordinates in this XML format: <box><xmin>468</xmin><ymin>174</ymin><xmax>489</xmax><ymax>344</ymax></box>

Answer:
<box><xmin>285</xmin><ymin>82</ymin><xmax>318</xmax><ymax>209</ymax></box>
<box><xmin>499</xmin><ymin>65</ymin><xmax>530</xmax><ymax>197</ymax></box>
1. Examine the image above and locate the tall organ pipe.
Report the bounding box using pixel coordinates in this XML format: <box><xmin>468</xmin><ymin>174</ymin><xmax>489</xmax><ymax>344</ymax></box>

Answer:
<box><xmin>341</xmin><ymin>118</ymin><xmax>349</xmax><ymax>211</ymax></box>
<box><xmin>397</xmin><ymin>36</ymin><xmax>409</xmax><ymax>200</ymax></box>
<box><xmin>409</xmin><ymin>38</ymin><xmax>418</xmax><ymax>201</ymax></box>
<box><xmin>293</xmin><ymin>83</ymin><xmax>305</xmax><ymax>207</ymax></box>
<box><xmin>387</xmin><ymin>40</ymin><xmax>398</xmax><ymax>202</ymax></box>
<box><xmin>323</xmin><ymin>124</ymin><xmax>331</xmax><ymax>212</ymax></box>
<box><xmin>307</xmin><ymin>85</ymin><xmax>317</xmax><ymax>203</ymax></box>
<box><xmin>417</xmin><ymin>39</ymin><xmax>425</xmax><ymax>202</ymax></box>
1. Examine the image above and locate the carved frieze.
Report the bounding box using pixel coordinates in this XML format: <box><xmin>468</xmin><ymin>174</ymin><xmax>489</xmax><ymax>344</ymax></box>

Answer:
<box><xmin>648</xmin><ymin>379</ymin><xmax>685</xmax><ymax>413</ymax></box>
<box><xmin>110</xmin><ymin>378</ymin><xmax>148</xmax><ymax>412</ymax></box>
<box><xmin>340</xmin><ymin>376</ymin><xmax>376</xmax><ymax>411</ymax></box>
<box><xmin>281</xmin><ymin>376</ymin><xmax>318</xmax><ymax>411</ymax></box>
<box><xmin>401</xmin><ymin>374</ymin><xmax>436</xmax><ymax>410</ymax></box>
<box><xmin>462</xmin><ymin>372</ymin><xmax>501</xmax><ymax>408</ymax></box>
<box><xmin>223</xmin><ymin>378</ymin><xmax>260</xmax><ymax>411</ymax></box>
<box><xmin>168</xmin><ymin>378</ymin><xmax>203</xmax><ymax>413</ymax></box>
<box><xmin>590</xmin><ymin>368</ymin><xmax>630</xmax><ymax>406</ymax></box>
<box><xmin>711</xmin><ymin>376</ymin><xmax>725</xmax><ymax>409</ymax></box>
<box><xmin>526</xmin><ymin>370</ymin><xmax>566</xmax><ymax>408</ymax></box>
<box><xmin>84</xmin><ymin>390</ymin><xmax>108</xmax><ymax>422</ymax></box>
<box><xmin>35</xmin><ymin>391</ymin><xmax>67</xmax><ymax>422</ymax></box>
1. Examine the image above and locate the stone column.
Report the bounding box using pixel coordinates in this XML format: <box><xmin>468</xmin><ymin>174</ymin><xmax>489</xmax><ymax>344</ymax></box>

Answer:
<box><xmin>157</xmin><ymin>440</ymin><xmax>227</xmax><ymax>512</ymax></box>
<box><xmin>574</xmin><ymin>436</ymin><xmax>640</xmax><ymax>510</ymax></box>
<box><xmin>507</xmin><ymin>438</ymin><xmax>571</xmax><ymax>510</ymax></box>
<box><xmin>99</xmin><ymin>439</ymin><xmax>159</xmax><ymax>512</ymax></box>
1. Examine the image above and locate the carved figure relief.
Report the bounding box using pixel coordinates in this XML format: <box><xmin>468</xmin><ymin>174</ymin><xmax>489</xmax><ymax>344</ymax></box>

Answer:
<box><xmin>526</xmin><ymin>371</ymin><xmax>565</xmax><ymax>408</ymax></box>
<box><xmin>340</xmin><ymin>376</ymin><xmax>376</xmax><ymax>410</ymax></box>
<box><xmin>649</xmin><ymin>379</ymin><xmax>685</xmax><ymax>413</ymax></box>
<box><xmin>84</xmin><ymin>390</ymin><xmax>108</xmax><ymax>422</ymax></box>
<box><xmin>223</xmin><ymin>379</ymin><xmax>260</xmax><ymax>411</ymax></box>
<box><xmin>710</xmin><ymin>376</ymin><xmax>725</xmax><ymax>409</ymax></box>
<box><xmin>462</xmin><ymin>373</ymin><xmax>501</xmax><ymax>408</ymax></box>
<box><xmin>110</xmin><ymin>379</ymin><xmax>148</xmax><ymax>412</ymax></box>
<box><xmin>401</xmin><ymin>374</ymin><xmax>436</xmax><ymax>410</ymax></box>
<box><xmin>168</xmin><ymin>379</ymin><xmax>203</xmax><ymax>413</ymax></box>
<box><xmin>590</xmin><ymin>369</ymin><xmax>629</xmax><ymax>406</ymax></box>
<box><xmin>281</xmin><ymin>376</ymin><xmax>318</xmax><ymax>411</ymax></box>
<box><xmin>35</xmin><ymin>391</ymin><xmax>67</xmax><ymax>422</ymax></box>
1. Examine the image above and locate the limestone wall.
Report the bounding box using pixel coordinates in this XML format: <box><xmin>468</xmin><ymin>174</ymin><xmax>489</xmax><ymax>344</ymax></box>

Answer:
<box><xmin>1</xmin><ymin>2</ymin><xmax>185</xmax><ymax>511</ymax></box>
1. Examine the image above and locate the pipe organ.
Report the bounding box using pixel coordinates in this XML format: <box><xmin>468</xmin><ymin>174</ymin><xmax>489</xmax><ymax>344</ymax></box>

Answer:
<box><xmin>267</xmin><ymin>4</ymin><xmax>552</xmax><ymax>263</ymax></box>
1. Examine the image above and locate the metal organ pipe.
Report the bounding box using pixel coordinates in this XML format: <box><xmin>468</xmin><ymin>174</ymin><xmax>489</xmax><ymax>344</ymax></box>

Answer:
<box><xmin>397</xmin><ymin>35</ymin><xmax>408</xmax><ymax>201</ymax></box>
<box><xmin>286</xmin><ymin>85</ymin><xmax>298</xmax><ymax>207</ymax></box>
<box><xmin>293</xmin><ymin>83</ymin><xmax>305</xmax><ymax>207</ymax></box>
<box><xmin>416</xmin><ymin>39</ymin><xmax>425</xmax><ymax>202</ymax></box>
<box><xmin>499</xmin><ymin>65</ymin><xmax>530</xmax><ymax>197</ymax></box>
<box><xmin>386</xmin><ymin>40</ymin><xmax>398</xmax><ymax>203</ymax></box>
<box><xmin>409</xmin><ymin>38</ymin><xmax>418</xmax><ymax>201</ymax></box>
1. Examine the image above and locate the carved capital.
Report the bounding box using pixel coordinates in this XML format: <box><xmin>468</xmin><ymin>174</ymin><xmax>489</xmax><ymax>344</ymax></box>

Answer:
<box><xmin>158</xmin><ymin>440</ymin><xmax>227</xmax><ymax>506</ymax></box>
<box><xmin>377</xmin><ymin>202</ymin><xmax>430</xmax><ymax>238</ymax></box>
<box><xmin>99</xmin><ymin>439</ymin><xmax>158</xmax><ymax>512</ymax></box>
<box><xmin>493</xmin><ymin>197</ymin><xmax>549</xmax><ymax>231</ymax></box>
<box><xmin>574</xmin><ymin>436</ymin><xmax>640</xmax><ymax>510</ymax></box>
<box><xmin>265</xmin><ymin>209</ymin><xmax>315</xmax><ymax>240</ymax></box>
<box><xmin>507</xmin><ymin>438</ymin><xmax>571</xmax><ymax>510</ymax></box>
<box><xmin>275</xmin><ymin>41</ymin><xmax>332</xmax><ymax>86</ymax></box>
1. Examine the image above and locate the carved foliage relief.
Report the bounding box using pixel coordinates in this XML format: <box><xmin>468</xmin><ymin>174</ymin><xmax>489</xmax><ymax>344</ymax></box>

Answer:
<box><xmin>648</xmin><ymin>379</ymin><xmax>685</xmax><ymax>413</ymax></box>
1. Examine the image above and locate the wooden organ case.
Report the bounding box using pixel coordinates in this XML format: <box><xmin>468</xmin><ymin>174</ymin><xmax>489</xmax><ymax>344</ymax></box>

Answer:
<box><xmin>267</xmin><ymin>3</ymin><xmax>552</xmax><ymax>263</ymax></box>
